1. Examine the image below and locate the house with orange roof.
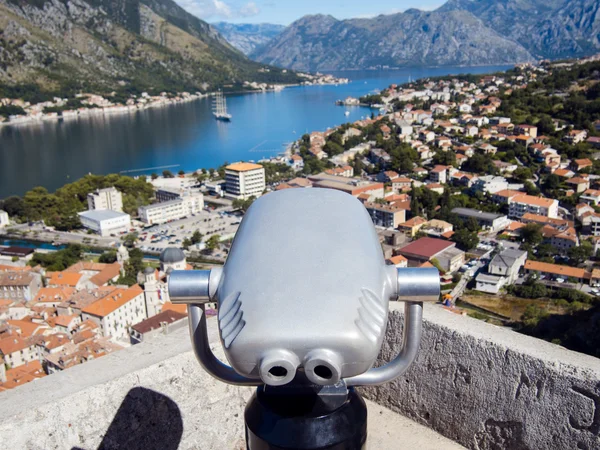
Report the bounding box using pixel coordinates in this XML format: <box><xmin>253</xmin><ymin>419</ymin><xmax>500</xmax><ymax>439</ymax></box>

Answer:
<box><xmin>0</xmin><ymin>336</ymin><xmax>40</xmax><ymax>368</ymax></box>
<box><xmin>566</xmin><ymin>176</ymin><xmax>591</xmax><ymax>194</ymax></box>
<box><xmin>543</xmin><ymin>226</ymin><xmax>579</xmax><ymax>254</ymax></box>
<box><xmin>581</xmin><ymin>188</ymin><xmax>600</xmax><ymax>206</ymax></box>
<box><xmin>44</xmin><ymin>336</ymin><xmax>123</xmax><ymax>374</ymax></box>
<box><xmin>515</xmin><ymin>124</ymin><xmax>538</xmax><ymax>138</ymax></box>
<box><xmin>429</xmin><ymin>165</ymin><xmax>450</xmax><ymax>184</ymax></box>
<box><xmin>0</xmin><ymin>360</ymin><xmax>46</xmax><ymax>391</ymax></box>
<box><xmin>524</xmin><ymin>260</ymin><xmax>587</xmax><ymax>283</ymax></box>
<box><xmin>4</xmin><ymin>319</ymin><xmax>48</xmax><ymax>339</ymax></box>
<box><xmin>553</xmin><ymin>168</ymin><xmax>575</xmax><ymax>179</ymax></box>
<box><xmin>81</xmin><ymin>286</ymin><xmax>147</xmax><ymax>342</ymax></box>
<box><xmin>48</xmin><ymin>272</ymin><xmax>85</xmax><ymax>290</ymax></box>
<box><xmin>398</xmin><ymin>216</ymin><xmax>428</xmax><ymax>238</ymax></box>
<box><xmin>36</xmin><ymin>332</ymin><xmax>71</xmax><ymax>356</ymax></box>
<box><xmin>569</xmin><ymin>158</ymin><xmax>593</xmax><ymax>172</ymax></box>
<box><xmin>33</xmin><ymin>287</ymin><xmax>76</xmax><ymax>308</ymax></box>
<box><xmin>387</xmin><ymin>255</ymin><xmax>408</xmax><ymax>268</ymax></box>
<box><xmin>52</xmin><ymin>315</ymin><xmax>81</xmax><ymax>334</ymax></box>
<box><xmin>508</xmin><ymin>194</ymin><xmax>559</xmax><ymax>219</ymax></box>
<box><xmin>364</xmin><ymin>202</ymin><xmax>407</xmax><ymax>229</ymax></box>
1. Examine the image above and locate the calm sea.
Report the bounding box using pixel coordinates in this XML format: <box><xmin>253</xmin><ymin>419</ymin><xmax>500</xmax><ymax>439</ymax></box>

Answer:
<box><xmin>0</xmin><ymin>65</ymin><xmax>511</xmax><ymax>198</ymax></box>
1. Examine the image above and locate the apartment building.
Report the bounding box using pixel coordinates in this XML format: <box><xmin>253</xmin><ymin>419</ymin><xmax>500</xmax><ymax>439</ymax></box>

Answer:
<box><xmin>155</xmin><ymin>188</ymin><xmax>204</xmax><ymax>217</ymax></box>
<box><xmin>508</xmin><ymin>194</ymin><xmax>559</xmax><ymax>219</ymax></box>
<box><xmin>0</xmin><ymin>337</ymin><xmax>40</xmax><ymax>368</ymax></box>
<box><xmin>87</xmin><ymin>188</ymin><xmax>123</xmax><ymax>212</ymax></box>
<box><xmin>429</xmin><ymin>165</ymin><xmax>449</xmax><ymax>184</ymax></box>
<box><xmin>0</xmin><ymin>271</ymin><xmax>42</xmax><ymax>301</ymax></box>
<box><xmin>225</xmin><ymin>163</ymin><xmax>266</xmax><ymax>200</ymax></box>
<box><xmin>81</xmin><ymin>286</ymin><xmax>147</xmax><ymax>342</ymax></box>
<box><xmin>138</xmin><ymin>198</ymin><xmax>194</xmax><ymax>225</ymax></box>
<box><xmin>364</xmin><ymin>202</ymin><xmax>407</xmax><ymax>228</ymax></box>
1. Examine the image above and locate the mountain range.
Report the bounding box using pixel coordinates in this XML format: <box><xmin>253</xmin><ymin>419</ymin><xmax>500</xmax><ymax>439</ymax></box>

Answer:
<box><xmin>0</xmin><ymin>0</ymin><xmax>297</xmax><ymax>95</ymax></box>
<box><xmin>212</xmin><ymin>22</ymin><xmax>285</xmax><ymax>55</ymax></box>
<box><xmin>249</xmin><ymin>0</ymin><xmax>600</xmax><ymax>71</ymax></box>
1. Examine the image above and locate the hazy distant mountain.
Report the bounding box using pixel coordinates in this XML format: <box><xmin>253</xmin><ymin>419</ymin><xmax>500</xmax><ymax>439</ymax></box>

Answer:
<box><xmin>251</xmin><ymin>0</ymin><xmax>600</xmax><ymax>71</ymax></box>
<box><xmin>0</xmin><ymin>0</ymin><xmax>297</xmax><ymax>93</ymax></box>
<box><xmin>212</xmin><ymin>22</ymin><xmax>286</xmax><ymax>55</ymax></box>
<box><xmin>439</xmin><ymin>0</ymin><xmax>600</xmax><ymax>59</ymax></box>
<box><xmin>251</xmin><ymin>11</ymin><xmax>533</xmax><ymax>71</ymax></box>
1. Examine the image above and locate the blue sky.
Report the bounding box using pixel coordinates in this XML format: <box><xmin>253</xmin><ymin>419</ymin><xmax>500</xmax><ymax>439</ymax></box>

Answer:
<box><xmin>174</xmin><ymin>0</ymin><xmax>446</xmax><ymax>25</ymax></box>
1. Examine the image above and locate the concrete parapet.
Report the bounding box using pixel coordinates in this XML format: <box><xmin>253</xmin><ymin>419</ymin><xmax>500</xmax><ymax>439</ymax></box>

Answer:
<box><xmin>362</xmin><ymin>303</ymin><xmax>600</xmax><ymax>450</ymax></box>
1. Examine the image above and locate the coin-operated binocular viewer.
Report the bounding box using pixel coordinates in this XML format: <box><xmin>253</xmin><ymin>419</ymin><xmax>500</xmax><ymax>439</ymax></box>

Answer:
<box><xmin>169</xmin><ymin>189</ymin><xmax>440</xmax><ymax>450</ymax></box>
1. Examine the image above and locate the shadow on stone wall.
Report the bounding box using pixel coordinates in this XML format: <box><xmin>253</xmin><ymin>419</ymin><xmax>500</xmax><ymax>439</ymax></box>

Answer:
<box><xmin>72</xmin><ymin>387</ymin><xmax>183</xmax><ymax>450</ymax></box>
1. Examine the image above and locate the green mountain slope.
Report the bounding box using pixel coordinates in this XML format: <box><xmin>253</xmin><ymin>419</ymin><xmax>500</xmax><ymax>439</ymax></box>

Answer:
<box><xmin>0</xmin><ymin>0</ymin><xmax>298</xmax><ymax>95</ymax></box>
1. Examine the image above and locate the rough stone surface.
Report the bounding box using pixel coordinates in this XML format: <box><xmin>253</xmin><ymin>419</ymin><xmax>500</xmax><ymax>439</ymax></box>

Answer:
<box><xmin>0</xmin><ymin>318</ymin><xmax>462</xmax><ymax>449</ymax></box>
<box><xmin>362</xmin><ymin>303</ymin><xmax>600</xmax><ymax>450</ymax></box>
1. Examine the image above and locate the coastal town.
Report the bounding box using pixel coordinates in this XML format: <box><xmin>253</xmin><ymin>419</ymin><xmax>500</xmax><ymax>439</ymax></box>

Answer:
<box><xmin>0</xmin><ymin>72</ymin><xmax>348</xmax><ymax>126</ymax></box>
<box><xmin>1</xmin><ymin>58</ymin><xmax>600</xmax><ymax>391</ymax></box>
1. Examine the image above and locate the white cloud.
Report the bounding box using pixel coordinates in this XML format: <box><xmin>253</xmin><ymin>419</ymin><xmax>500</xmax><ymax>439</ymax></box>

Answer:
<box><xmin>240</xmin><ymin>2</ymin><xmax>260</xmax><ymax>17</ymax></box>
<box><xmin>175</xmin><ymin>0</ymin><xmax>260</xmax><ymax>20</ymax></box>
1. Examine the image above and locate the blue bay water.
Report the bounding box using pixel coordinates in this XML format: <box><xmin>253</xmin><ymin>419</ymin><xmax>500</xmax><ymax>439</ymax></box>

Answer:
<box><xmin>0</xmin><ymin>65</ymin><xmax>510</xmax><ymax>198</ymax></box>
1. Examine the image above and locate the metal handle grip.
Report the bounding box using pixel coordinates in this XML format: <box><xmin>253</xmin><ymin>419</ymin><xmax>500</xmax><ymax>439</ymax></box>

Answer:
<box><xmin>344</xmin><ymin>302</ymin><xmax>423</xmax><ymax>386</ymax></box>
<box><xmin>345</xmin><ymin>267</ymin><xmax>439</xmax><ymax>386</ymax></box>
<box><xmin>169</xmin><ymin>269</ymin><xmax>261</xmax><ymax>386</ymax></box>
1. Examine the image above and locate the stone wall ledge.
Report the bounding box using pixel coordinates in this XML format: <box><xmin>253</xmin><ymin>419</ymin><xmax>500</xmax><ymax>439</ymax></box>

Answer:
<box><xmin>363</xmin><ymin>303</ymin><xmax>600</xmax><ymax>450</ymax></box>
<box><xmin>0</xmin><ymin>303</ymin><xmax>597</xmax><ymax>449</ymax></box>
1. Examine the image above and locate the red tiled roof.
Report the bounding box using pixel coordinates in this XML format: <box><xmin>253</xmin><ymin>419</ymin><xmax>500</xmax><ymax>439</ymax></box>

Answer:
<box><xmin>399</xmin><ymin>237</ymin><xmax>455</xmax><ymax>259</ymax></box>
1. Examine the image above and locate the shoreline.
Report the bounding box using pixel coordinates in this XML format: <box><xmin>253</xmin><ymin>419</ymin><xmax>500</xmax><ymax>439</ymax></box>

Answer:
<box><xmin>0</xmin><ymin>76</ymin><xmax>350</xmax><ymax>129</ymax></box>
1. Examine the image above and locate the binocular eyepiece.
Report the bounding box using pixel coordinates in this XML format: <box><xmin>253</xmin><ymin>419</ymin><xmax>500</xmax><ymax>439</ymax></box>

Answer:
<box><xmin>169</xmin><ymin>188</ymin><xmax>440</xmax><ymax>388</ymax></box>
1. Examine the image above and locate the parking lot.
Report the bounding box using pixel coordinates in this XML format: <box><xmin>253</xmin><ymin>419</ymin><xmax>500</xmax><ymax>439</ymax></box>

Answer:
<box><xmin>136</xmin><ymin>208</ymin><xmax>243</xmax><ymax>253</ymax></box>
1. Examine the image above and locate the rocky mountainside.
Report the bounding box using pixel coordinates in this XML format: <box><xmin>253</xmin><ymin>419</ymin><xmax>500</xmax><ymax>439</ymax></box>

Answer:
<box><xmin>0</xmin><ymin>0</ymin><xmax>297</xmax><ymax>94</ymax></box>
<box><xmin>437</xmin><ymin>0</ymin><xmax>600</xmax><ymax>60</ymax></box>
<box><xmin>251</xmin><ymin>11</ymin><xmax>533</xmax><ymax>71</ymax></box>
<box><xmin>212</xmin><ymin>22</ymin><xmax>285</xmax><ymax>55</ymax></box>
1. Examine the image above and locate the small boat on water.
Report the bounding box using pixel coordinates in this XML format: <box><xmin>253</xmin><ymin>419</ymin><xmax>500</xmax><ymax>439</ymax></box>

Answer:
<box><xmin>345</xmin><ymin>111</ymin><xmax>350</xmax><ymax>116</ymax></box>
<box><xmin>213</xmin><ymin>91</ymin><xmax>232</xmax><ymax>121</ymax></box>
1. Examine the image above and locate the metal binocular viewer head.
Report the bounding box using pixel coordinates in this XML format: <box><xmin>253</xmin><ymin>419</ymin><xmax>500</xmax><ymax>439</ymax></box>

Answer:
<box><xmin>169</xmin><ymin>188</ymin><xmax>440</xmax><ymax>388</ymax></box>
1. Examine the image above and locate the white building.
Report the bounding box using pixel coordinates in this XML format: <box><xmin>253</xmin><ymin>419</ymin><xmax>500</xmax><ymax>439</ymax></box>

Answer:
<box><xmin>155</xmin><ymin>188</ymin><xmax>204</xmax><ymax>216</ymax></box>
<box><xmin>471</xmin><ymin>176</ymin><xmax>510</xmax><ymax>195</ymax></box>
<box><xmin>78</xmin><ymin>210</ymin><xmax>131</xmax><ymax>237</ymax></box>
<box><xmin>475</xmin><ymin>274</ymin><xmax>507</xmax><ymax>295</ymax></box>
<box><xmin>87</xmin><ymin>188</ymin><xmax>123</xmax><ymax>212</ymax></box>
<box><xmin>138</xmin><ymin>195</ymin><xmax>203</xmax><ymax>225</ymax></box>
<box><xmin>0</xmin><ymin>210</ymin><xmax>8</xmax><ymax>228</ymax></box>
<box><xmin>0</xmin><ymin>337</ymin><xmax>40</xmax><ymax>369</ymax></box>
<box><xmin>508</xmin><ymin>195</ymin><xmax>559</xmax><ymax>219</ymax></box>
<box><xmin>81</xmin><ymin>286</ymin><xmax>147</xmax><ymax>342</ymax></box>
<box><xmin>225</xmin><ymin>163</ymin><xmax>266</xmax><ymax>200</ymax></box>
<box><xmin>488</xmin><ymin>249</ymin><xmax>527</xmax><ymax>284</ymax></box>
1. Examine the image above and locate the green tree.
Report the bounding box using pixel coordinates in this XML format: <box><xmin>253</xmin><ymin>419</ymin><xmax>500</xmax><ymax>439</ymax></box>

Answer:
<box><xmin>206</xmin><ymin>235</ymin><xmax>221</xmax><ymax>252</ymax></box>
<box><xmin>178</xmin><ymin>170</ymin><xmax>185</xmax><ymax>176</ymax></box>
<box><xmin>163</xmin><ymin>170</ymin><xmax>174</xmax><ymax>178</ymax></box>
<box><xmin>513</xmin><ymin>167</ymin><xmax>533</xmax><ymax>182</ymax></box>
<box><xmin>99</xmin><ymin>251</ymin><xmax>117</xmax><ymax>264</ymax></box>
<box><xmin>123</xmin><ymin>232</ymin><xmax>139</xmax><ymax>248</ymax></box>
<box><xmin>568</xmin><ymin>241</ymin><xmax>593</xmax><ymax>264</ymax></box>
<box><xmin>452</xmin><ymin>229</ymin><xmax>479</xmax><ymax>251</ymax></box>
<box><xmin>151</xmin><ymin>173</ymin><xmax>159</xmax><ymax>180</ymax></box>
<box><xmin>191</xmin><ymin>230</ymin><xmax>203</xmax><ymax>245</ymax></box>
<box><xmin>232</xmin><ymin>196</ymin><xmax>256</xmax><ymax>212</ymax></box>
<box><xmin>521</xmin><ymin>223</ymin><xmax>543</xmax><ymax>246</ymax></box>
